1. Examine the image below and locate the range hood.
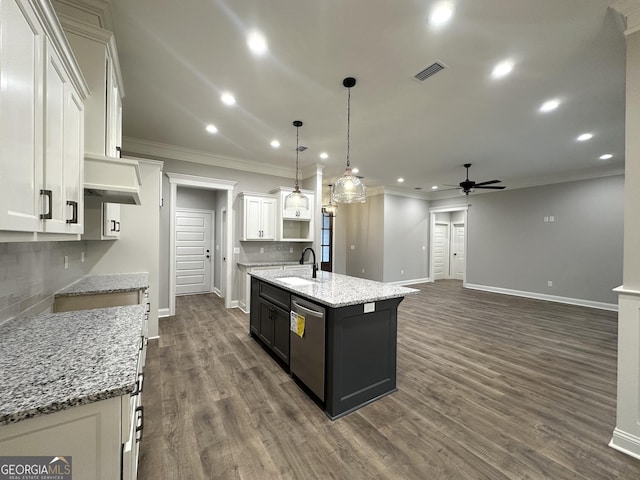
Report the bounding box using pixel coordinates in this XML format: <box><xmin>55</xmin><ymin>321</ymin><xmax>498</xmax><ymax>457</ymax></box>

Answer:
<box><xmin>84</xmin><ymin>153</ymin><xmax>141</xmax><ymax>205</ymax></box>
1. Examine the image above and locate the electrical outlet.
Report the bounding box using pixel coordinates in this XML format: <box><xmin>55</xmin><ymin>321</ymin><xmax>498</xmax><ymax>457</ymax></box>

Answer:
<box><xmin>351</xmin><ymin>245</ymin><xmax>356</xmax><ymax>250</ymax></box>
<box><xmin>549</xmin><ymin>216</ymin><xmax>555</xmax><ymax>222</ymax></box>
<box><xmin>260</xmin><ymin>247</ymin><xmax>264</xmax><ymax>254</ymax></box>
<box><xmin>361</xmin><ymin>268</ymin><xmax>365</xmax><ymax>274</ymax></box>
<box><xmin>289</xmin><ymin>247</ymin><xmax>294</xmax><ymax>253</ymax></box>
<box><xmin>544</xmin><ymin>216</ymin><xmax>549</xmax><ymax>222</ymax></box>
<box><xmin>547</xmin><ymin>281</ymin><xmax>553</xmax><ymax>287</ymax></box>
<box><xmin>216</xmin><ymin>245</ymin><xmax>219</xmax><ymax>251</ymax></box>
<box><xmin>81</xmin><ymin>251</ymin><xmax>85</xmax><ymax>263</ymax></box>
<box><xmin>422</xmin><ymin>245</ymin><xmax>426</xmax><ymax>251</ymax></box>
<box><xmin>64</xmin><ymin>256</ymin><xmax>69</xmax><ymax>269</ymax></box>
<box><xmin>401</xmin><ymin>270</ymin><xmax>405</xmax><ymax>275</ymax></box>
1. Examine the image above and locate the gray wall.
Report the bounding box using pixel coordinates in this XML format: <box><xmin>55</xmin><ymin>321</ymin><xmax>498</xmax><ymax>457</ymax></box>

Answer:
<box><xmin>0</xmin><ymin>241</ymin><xmax>95</xmax><ymax>322</ymax></box>
<box><xmin>176</xmin><ymin>187</ymin><xmax>218</xmax><ymax>210</ymax></box>
<box><xmin>431</xmin><ymin>175</ymin><xmax>624</xmax><ymax>304</ymax></box>
<box><xmin>345</xmin><ymin>196</ymin><xmax>384</xmax><ymax>281</ymax></box>
<box><xmin>383</xmin><ymin>194</ymin><xmax>430</xmax><ymax>283</ymax></box>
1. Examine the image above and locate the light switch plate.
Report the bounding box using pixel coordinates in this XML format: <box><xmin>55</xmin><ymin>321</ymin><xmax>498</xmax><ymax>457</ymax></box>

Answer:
<box><xmin>364</xmin><ymin>302</ymin><xmax>375</xmax><ymax>313</ymax></box>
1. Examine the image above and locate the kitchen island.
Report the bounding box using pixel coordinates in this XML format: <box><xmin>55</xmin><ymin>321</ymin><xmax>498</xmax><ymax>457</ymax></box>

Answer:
<box><xmin>249</xmin><ymin>268</ymin><xmax>418</xmax><ymax>419</ymax></box>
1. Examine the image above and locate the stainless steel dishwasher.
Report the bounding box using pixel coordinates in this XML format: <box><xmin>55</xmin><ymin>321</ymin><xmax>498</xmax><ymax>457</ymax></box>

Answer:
<box><xmin>290</xmin><ymin>295</ymin><xmax>326</xmax><ymax>401</ymax></box>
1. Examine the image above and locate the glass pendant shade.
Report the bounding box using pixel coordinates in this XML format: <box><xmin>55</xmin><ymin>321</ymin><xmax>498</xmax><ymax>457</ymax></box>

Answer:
<box><xmin>322</xmin><ymin>185</ymin><xmax>338</xmax><ymax>216</ymax></box>
<box><xmin>285</xmin><ymin>186</ymin><xmax>310</xmax><ymax>210</ymax></box>
<box><xmin>285</xmin><ymin>120</ymin><xmax>308</xmax><ymax>210</ymax></box>
<box><xmin>334</xmin><ymin>77</ymin><xmax>366</xmax><ymax>204</ymax></box>
<box><xmin>332</xmin><ymin>167</ymin><xmax>366</xmax><ymax>203</ymax></box>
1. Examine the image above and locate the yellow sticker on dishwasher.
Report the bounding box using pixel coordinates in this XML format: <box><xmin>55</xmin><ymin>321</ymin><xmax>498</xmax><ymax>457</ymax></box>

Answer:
<box><xmin>296</xmin><ymin>314</ymin><xmax>305</xmax><ymax>337</ymax></box>
<box><xmin>290</xmin><ymin>312</ymin><xmax>305</xmax><ymax>337</ymax></box>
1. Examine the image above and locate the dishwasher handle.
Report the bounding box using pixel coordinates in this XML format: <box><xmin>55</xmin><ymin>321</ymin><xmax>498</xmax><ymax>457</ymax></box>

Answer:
<box><xmin>292</xmin><ymin>300</ymin><xmax>325</xmax><ymax>319</ymax></box>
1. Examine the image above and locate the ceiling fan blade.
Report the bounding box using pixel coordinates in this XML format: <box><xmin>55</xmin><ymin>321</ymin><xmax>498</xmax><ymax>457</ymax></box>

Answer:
<box><xmin>474</xmin><ymin>179</ymin><xmax>502</xmax><ymax>186</ymax></box>
<box><xmin>474</xmin><ymin>185</ymin><xmax>506</xmax><ymax>189</ymax></box>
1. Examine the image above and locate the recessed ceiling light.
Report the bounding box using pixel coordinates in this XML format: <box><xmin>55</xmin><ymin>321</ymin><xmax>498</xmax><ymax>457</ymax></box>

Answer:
<box><xmin>205</xmin><ymin>124</ymin><xmax>218</xmax><ymax>134</ymax></box>
<box><xmin>539</xmin><ymin>99</ymin><xmax>560</xmax><ymax>113</ymax></box>
<box><xmin>319</xmin><ymin>152</ymin><xmax>329</xmax><ymax>159</ymax></box>
<box><xmin>431</xmin><ymin>185</ymin><xmax>438</xmax><ymax>190</ymax></box>
<box><xmin>599</xmin><ymin>153</ymin><xmax>613</xmax><ymax>160</ymax></box>
<box><xmin>491</xmin><ymin>60</ymin><xmax>514</xmax><ymax>79</ymax></box>
<box><xmin>351</xmin><ymin>167</ymin><xmax>359</xmax><ymax>174</ymax></box>
<box><xmin>577</xmin><ymin>133</ymin><xmax>593</xmax><ymax>141</ymax></box>
<box><xmin>397</xmin><ymin>178</ymin><xmax>405</xmax><ymax>183</ymax></box>
<box><xmin>429</xmin><ymin>1</ymin><xmax>454</xmax><ymax>25</ymax></box>
<box><xmin>247</xmin><ymin>31</ymin><xmax>268</xmax><ymax>55</ymax></box>
<box><xmin>221</xmin><ymin>92</ymin><xmax>236</xmax><ymax>106</ymax></box>
<box><xmin>270</xmin><ymin>140</ymin><xmax>280</xmax><ymax>148</ymax></box>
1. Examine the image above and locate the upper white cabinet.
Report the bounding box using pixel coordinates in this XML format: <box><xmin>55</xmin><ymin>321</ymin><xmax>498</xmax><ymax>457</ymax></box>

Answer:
<box><xmin>239</xmin><ymin>193</ymin><xmax>276</xmax><ymax>241</ymax></box>
<box><xmin>271</xmin><ymin>187</ymin><xmax>315</xmax><ymax>242</ymax></box>
<box><xmin>54</xmin><ymin>1</ymin><xmax>124</xmax><ymax>158</ymax></box>
<box><xmin>0</xmin><ymin>0</ymin><xmax>88</xmax><ymax>238</ymax></box>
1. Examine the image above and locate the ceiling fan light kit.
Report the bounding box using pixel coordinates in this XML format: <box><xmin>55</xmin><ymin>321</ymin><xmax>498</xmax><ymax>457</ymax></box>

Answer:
<box><xmin>284</xmin><ymin>120</ymin><xmax>310</xmax><ymax>211</ymax></box>
<box><xmin>333</xmin><ymin>77</ymin><xmax>367</xmax><ymax>204</ymax></box>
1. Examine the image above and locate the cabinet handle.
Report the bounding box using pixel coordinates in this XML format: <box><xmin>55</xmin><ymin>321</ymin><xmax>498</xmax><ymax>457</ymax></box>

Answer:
<box><xmin>40</xmin><ymin>190</ymin><xmax>52</xmax><ymax>220</ymax></box>
<box><xmin>110</xmin><ymin>219</ymin><xmax>117</xmax><ymax>232</ymax></box>
<box><xmin>296</xmin><ymin>210</ymin><xmax>300</xmax><ymax>217</ymax></box>
<box><xmin>116</xmin><ymin>221</ymin><xmax>121</xmax><ymax>232</ymax></box>
<box><xmin>135</xmin><ymin>406</ymin><xmax>144</xmax><ymax>443</ymax></box>
<box><xmin>131</xmin><ymin>372</ymin><xmax>144</xmax><ymax>396</ymax></box>
<box><xmin>66</xmin><ymin>200</ymin><xmax>78</xmax><ymax>224</ymax></box>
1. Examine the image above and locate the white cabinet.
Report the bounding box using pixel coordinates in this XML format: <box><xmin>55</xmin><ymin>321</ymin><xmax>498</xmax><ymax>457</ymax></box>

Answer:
<box><xmin>56</xmin><ymin>11</ymin><xmax>124</xmax><ymax>157</ymax></box>
<box><xmin>44</xmin><ymin>41</ymin><xmax>84</xmax><ymax>234</ymax></box>
<box><xmin>240</xmin><ymin>193</ymin><xmax>276</xmax><ymax>241</ymax></box>
<box><xmin>0</xmin><ymin>0</ymin><xmax>87</xmax><ymax>239</ymax></box>
<box><xmin>270</xmin><ymin>187</ymin><xmax>315</xmax><ymax>242</ymax></box>
<box><xmin>103</xmin><ymin>203</ymin><xmax>121</xmax><ymax>239</ymax></box>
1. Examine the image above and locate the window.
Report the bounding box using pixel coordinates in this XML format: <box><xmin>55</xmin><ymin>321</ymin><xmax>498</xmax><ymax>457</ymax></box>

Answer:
<box><xmin>320</xmin><ymin>213</ymin><xmax>333</xmax><ymax>272</ymax></box>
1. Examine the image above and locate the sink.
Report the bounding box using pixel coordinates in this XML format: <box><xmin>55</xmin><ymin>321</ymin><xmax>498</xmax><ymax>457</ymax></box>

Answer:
<box><xmin>278</xmin><ymin>276</ymin><xmax>315</xmax><ymax>286</ymax></box>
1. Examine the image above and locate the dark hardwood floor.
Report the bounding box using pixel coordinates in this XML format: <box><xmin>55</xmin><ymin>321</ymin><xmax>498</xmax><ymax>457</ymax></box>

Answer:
<box><xmin>138</xmin><ymin>280</ymin><xmax>640</xmax><ymax>479</ymax></box>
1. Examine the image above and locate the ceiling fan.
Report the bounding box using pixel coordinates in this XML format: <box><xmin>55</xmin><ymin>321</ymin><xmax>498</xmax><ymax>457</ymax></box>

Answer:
<box><xmin>456</xmin><ymin>163</ymin><xmax>505</xmax><ymax>195</ymax></box>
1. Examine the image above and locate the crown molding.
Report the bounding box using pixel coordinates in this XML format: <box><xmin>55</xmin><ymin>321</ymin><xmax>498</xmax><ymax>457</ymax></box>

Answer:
<box><xmin>52</xmin><ymin>0</ymin><xmax>114</xmax><ymax>31</ymax></box>
<box><xmin>123</xmin><ymin>137</ymin><xmax>295</xmax><ymax>179</ymax></box>
<box><xmin>611</xmin><ymin>0</ymin><xmax>640</xmax><ymax>35</ymax></box>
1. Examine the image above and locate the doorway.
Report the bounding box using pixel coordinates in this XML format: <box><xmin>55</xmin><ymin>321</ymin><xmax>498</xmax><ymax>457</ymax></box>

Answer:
<box><xmin>167</xmin><ymin>173</ymin><xmax>237</xmax><ymax>316</ymax></box>
<box><xmin>429</xmin><ymin>206</ymin><xmax>468</xmax><ymax>284</ymax></box>
<box><xmin>175</xmin><ymin>208</ymin><xmax>213</xmax><ymax>295</ymax></box>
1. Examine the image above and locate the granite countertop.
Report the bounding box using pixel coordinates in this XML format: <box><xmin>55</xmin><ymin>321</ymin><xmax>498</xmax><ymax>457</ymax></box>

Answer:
<box><xmin>250</xmin><ymin>269</ymin><xmax>419</xmax><ymax>308</ymax></box>
<box><xmin>237</xmin><ymin>261</ymin><xmax>303</xmax><ymax>268</ymax></box>
<box><xmin>56</xmin><ymin>272</ymin><xmax>149</xmax><ymax>297</ymax></box>
<box><xmin>0</xmin><ymin>305</ymin><xmax>145</xmax><ymax>426</ymax></box>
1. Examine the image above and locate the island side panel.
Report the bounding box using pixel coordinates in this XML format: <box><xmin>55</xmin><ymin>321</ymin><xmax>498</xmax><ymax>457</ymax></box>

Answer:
<box><xmin>325</xmin><ymin>297</ymin><xmax>403</xmax><ymax>419</ymax></box>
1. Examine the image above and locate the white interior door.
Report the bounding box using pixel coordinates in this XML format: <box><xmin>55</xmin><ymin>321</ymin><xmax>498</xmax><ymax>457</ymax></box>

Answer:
<box><xmin>451</xmin><ymin>223</ymin><xmax>465</xmax><ymax>280</ymax></box>
<box><xmin>433</xmin><ymin>223</ymin><xmax>450</xmax><ymax>280</ymax></box>
<box><xmin>175</xmin><ymin>209</ymin><xmax>213</xmax><ymax>295</ymax></box>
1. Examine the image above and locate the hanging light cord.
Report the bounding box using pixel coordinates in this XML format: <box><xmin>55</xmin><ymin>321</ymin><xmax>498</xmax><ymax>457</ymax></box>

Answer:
<box><xmin>346</xmin><ymin>87</ymin><xmax>351</xmax><ymax>168</ymax></box>
<box><xmin>295</xmin><ymin>125</ymin><xmax>300</xmax><ymax>188</ymax></box>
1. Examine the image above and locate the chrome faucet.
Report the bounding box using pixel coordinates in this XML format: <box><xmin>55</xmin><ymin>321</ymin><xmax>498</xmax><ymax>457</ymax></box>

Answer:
<box><xmin>299</xmin><ymin>247</ymin><xmax>318</xmax><ymax>278</ymax></box>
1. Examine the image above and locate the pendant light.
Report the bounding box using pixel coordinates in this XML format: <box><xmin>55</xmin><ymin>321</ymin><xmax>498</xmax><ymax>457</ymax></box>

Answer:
<box><xmin>322</xmin><ymin>184</ymin><xmax>338</xmax><ymax>217</ymax></box>
<box><xmin>332</xmin><ymin>77</ymin><xmax>366</xmax><ymax>203</ymax></box>
<box><xmin>284</xmin><ymin>120</ymin><xmax>309</xmax><ymax>211</ymax></box>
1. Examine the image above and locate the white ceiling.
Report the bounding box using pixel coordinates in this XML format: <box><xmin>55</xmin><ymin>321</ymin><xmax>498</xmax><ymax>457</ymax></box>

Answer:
<box><xmin>110</xmin><ymin>0</ymin><xmax>626</xmax><ymax>197</ymax></box>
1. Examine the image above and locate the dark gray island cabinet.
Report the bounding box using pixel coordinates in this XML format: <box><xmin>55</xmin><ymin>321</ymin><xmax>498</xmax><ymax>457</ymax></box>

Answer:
<box><xmin>249</xmin><ymin>269</ymin><xmax>418</xmax><ymax>419</ymax></box>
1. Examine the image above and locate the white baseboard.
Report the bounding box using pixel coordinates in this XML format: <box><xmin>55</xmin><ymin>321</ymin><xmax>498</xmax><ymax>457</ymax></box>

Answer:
<box><xmin>158</xmin><ymin>308</ymin><xmax>171</xmax><ymax>318</ymax></box>
<box><xmin>230</xmin><ymin>300</ymin><xmax>239</xmax><ymax>308</ymax></box>
<box><xmin>213</xmin><ymin>287</ymin><xmax>222</xmax><ymax>297</ymax></box>
<box><xmin>610</xmin><ymin>428</ymin><xmax>640</xmax><ymax>460</ymax></box>
<box><xmin>388</xmin><ymin>277</ymin><xmax>430</xmax><ymax>286</ymax></box>
<box><xmin>465</xmin><ymin>283</ymin><xmax>618</xmax><ymax>311</ymax></box>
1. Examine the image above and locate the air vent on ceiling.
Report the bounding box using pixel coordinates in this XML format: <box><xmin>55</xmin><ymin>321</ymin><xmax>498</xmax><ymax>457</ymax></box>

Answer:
<box><xmin>414</xmin><ymin>61</ymin><xmax>446</xmax><ymax>81</ymax></box>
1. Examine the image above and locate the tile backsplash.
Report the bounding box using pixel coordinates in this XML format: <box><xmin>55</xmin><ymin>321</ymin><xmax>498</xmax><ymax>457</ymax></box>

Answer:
<box><xmin>240</xmin><ymin>242</ymin><xmax>312</xmax><ymax>264</ymax></box>
<box><xmin>0</xmin><ymin>241</ymin><xmax>93</xmax><ymax>322</ymax></box>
